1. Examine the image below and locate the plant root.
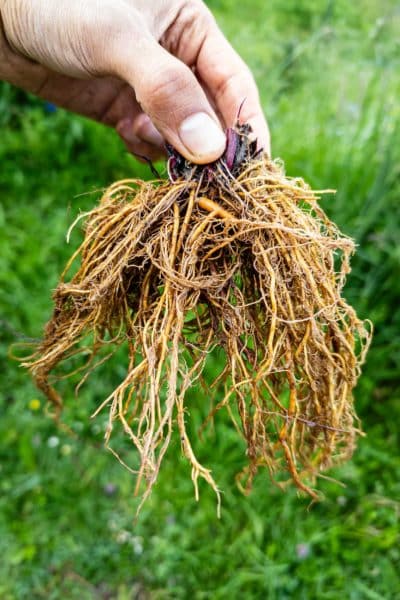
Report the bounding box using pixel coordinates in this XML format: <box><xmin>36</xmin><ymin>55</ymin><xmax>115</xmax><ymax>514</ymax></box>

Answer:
<box><xmin>23</xmin><ymin>126</ymin><xmax>372</xmax><ymax>511</ymax></box>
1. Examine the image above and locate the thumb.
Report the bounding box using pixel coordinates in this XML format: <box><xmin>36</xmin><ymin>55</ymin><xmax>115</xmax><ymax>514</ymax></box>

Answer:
<box><xmin>112</xmin><ymin>38</ymin><xmax>226</xmax><ymax>164</ymax></box>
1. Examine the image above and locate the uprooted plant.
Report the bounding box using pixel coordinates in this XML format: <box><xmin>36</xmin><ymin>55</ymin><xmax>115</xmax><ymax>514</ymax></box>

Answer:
<box><xmin>23</xmin><ymin>123</ymin><xmax>371</xmax><ymax>513</ymax></box>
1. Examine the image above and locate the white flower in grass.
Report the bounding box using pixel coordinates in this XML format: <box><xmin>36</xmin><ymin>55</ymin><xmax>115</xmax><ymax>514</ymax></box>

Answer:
<box><xmin>131</xmin><ymin>537</ymin><xmax>143</xmax><ymax>555</ymax></box>
<box><xmin>116</xmin><ymin>530</ymin><xmax>130</xmax><ymax>544</ymax></box>
<box><xmin>47</xmin><ymin>436</ymin><xmax>60</xmax><ymax>448</ymax></box>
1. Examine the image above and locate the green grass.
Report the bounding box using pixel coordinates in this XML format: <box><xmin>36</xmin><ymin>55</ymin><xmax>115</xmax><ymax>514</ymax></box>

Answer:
<box><xmin>1</xmin><ymin>0</ymin><xmax>399</xmax><ymax>597</ymax></box>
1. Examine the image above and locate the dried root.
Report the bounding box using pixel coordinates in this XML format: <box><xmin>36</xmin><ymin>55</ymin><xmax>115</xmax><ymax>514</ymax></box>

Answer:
<box><xmin>24</xmin><ymin>125</ymin><xmax>371</xmax><ymax>512</ymax></box>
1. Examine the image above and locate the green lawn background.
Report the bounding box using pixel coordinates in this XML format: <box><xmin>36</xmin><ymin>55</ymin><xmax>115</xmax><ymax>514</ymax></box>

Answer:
<box><xmin>0</xmin><ymin>0</ymin><xmax>399</xmax><ymax>598</ymax></box>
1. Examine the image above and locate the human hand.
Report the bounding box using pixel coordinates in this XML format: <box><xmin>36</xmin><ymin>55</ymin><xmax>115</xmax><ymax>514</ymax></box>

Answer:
<box><xmin>0</xmin><ymin>0</ymin><xmax>270</xmax><ymax>163</ymax></box>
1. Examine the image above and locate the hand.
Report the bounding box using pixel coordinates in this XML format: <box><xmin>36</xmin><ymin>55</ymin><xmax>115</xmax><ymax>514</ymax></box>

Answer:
<box><xmin>0</xmin><ymin>0</ymin><xmax>270</xmax><ymax>163</ymax></box>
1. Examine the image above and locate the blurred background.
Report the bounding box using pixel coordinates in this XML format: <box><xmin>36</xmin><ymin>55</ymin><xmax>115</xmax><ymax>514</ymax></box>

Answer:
<box><xmin>0</xmin><ymin>0</ymin><xmax>399</xmax><ymax>597</ymax></box>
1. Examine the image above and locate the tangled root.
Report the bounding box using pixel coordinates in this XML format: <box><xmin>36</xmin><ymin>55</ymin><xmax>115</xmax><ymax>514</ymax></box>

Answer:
<box><xmin>24</xmin><ymin>125</ymin><xmax>371</xmax><ymax>513</ymax></box>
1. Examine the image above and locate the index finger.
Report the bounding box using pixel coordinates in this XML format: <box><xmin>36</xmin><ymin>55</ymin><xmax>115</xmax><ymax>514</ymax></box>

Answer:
<box><xmin>196</xmin><ymin>21</ymin><xmax>271</xmax><ymax>155</ymax></box>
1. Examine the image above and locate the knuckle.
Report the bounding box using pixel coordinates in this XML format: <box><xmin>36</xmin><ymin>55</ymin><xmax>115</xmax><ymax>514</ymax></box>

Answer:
<box><xmin>161</xmin><ymin>1</ymin><xmax>214</xmax><ymax>60</ymax></box>
<box><xmin>174</xmin><ymin>0</ymin><xmax>214</xmax><ymax>26</ymax></box>
<box><xmin>183</xmin><ymin>1</ymin><xmax>214</xmax><ymax>28</ymax></box>
<box><xmin>132</xmin><ymin>117</ymin><xmax>147</xmax><ymax>140</ymax></box>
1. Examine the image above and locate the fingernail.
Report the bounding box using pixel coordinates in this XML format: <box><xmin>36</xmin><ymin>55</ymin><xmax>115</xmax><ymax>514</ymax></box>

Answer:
<box><xmin>179</xmin><ymin>113</ymin><xmax>226</xmax><ymax>162</ymax></box>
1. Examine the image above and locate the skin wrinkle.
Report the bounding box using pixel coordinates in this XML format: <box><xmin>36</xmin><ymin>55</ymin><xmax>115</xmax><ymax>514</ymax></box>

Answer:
<box><xmin>0</xmin><ymin>24</ymin><xmax>56</xmax><ymax>99</ymax></box>
<box><xmin>3</xmin><ymin>1</ymin><xmax>80</xmax><ymax>75</ymax></box>
<box><xmin>0</xmin><ymin>11</ymin><xmax>43</xmax><ymax>80</ymax></box>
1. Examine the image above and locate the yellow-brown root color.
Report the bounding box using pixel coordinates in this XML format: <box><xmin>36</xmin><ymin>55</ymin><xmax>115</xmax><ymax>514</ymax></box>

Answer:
<box><xmin>23</xmin><ymin>156</ymin><xmax>372</xmax><ymax>513</ymax></box>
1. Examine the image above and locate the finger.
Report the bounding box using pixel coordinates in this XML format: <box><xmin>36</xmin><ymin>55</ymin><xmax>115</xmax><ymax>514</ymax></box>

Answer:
<box><xmin>116</xmin><ymin>126</ymin><xmax>165</xmax><ymax>162</ymax></box>
<box><xmin>116</xmin><ymin>115</ymin><xmax>166</xmax><ymax>158</ymax></box>
<box><xmin>196</xmin><ymin>22</ymin><xmax>271</xmax><ymax>155</ymax></box>
<box><xmin>110</xmin><ymin>34</ymin><xmax>226</xmax><ymax>164</ymax></box>
<box><xmin>131</xmin><ymin>113</ymin><xmax>165</xmax><ymax>151</ymax></box>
